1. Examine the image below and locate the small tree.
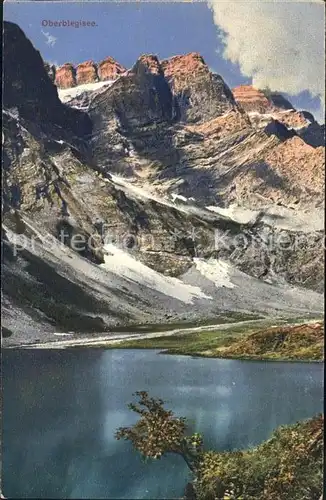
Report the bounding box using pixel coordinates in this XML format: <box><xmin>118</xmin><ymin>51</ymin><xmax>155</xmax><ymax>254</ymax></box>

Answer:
<box><xmin>115</xmin><ymin>391</ymin><xmax>203</xmax><ymax>473</ymax></box>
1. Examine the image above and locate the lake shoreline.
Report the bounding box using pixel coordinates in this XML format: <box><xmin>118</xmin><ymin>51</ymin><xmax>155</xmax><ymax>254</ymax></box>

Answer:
<box><xmin>1</xmin><ymin>316</ymin><xmax>274</xmax><ymax>349</ymax></box>
<box><xmin>101</xmin><ymin>317</ymin><xmax>324</xmax><ymax>363</ymax></box>
<box><xmin>160</xmin><ymin>350</ymin><xmax>324</xmax><ymax>363</ymax></box>
<box><xmin>3</xmin><ymin>316</ymin><xmax>323</xmax><ymax>364</ymax></box>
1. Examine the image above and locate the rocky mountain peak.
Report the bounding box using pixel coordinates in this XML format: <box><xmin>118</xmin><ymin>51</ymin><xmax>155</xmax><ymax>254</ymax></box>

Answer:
<box><xmin>161</xmin><ymin>52</ymin><xmax>209</xmax><ymax>83</ymax></box>
<box><xmin>89</xmin><ymin>54</ymin><xmax>174</xmax><ymax>135</ymax></box>
<box><xmin>47</xmin><ymin>50</ymin><xmax>236</xmax><ymax>124</ymax></box>
<box><xmin>3</xmin><ymin>21</ymin><xmax>61</xmax><ymax>112</ymax></box>
<box><xmin>232</xmin><ymin>84</ymin><xmax>324</xmax><ymax>146</ymax></box>
<box><xmin>50</xmin><ymin>57</ymin><xmax>126</xmax><ymax>89</ymax></box>
<box><xmin>97</xmin><ymin>57</ymin><xmax>126</xmax><ymax>81</ymax></box>
<box><xmin>76</xmin><ymin>60</ymin><xmax>98</xmax><ymax>86</ymax></box>
<box><xmin>274</xmin><ymin>110</ymin><xmax>314</xmax><ymax>128</ymax></box>
<box><xmin>3</xmin><ymin>21</ymin><xmax>91</xmax><ymax>137</ymax></box>
<box><xmin>134</xmin><ymin>55</ymin><xmax>163</xmax><ymax>75</ymax></box>
<box><xmin>55</xmin><ymin>63</ymin><xmax>76</xmax><ymax>89</ymax></box>
<box><xmin>161</xmin><ymin>52</ymin><xmax>236</xmax><ymax>123</ymax></box>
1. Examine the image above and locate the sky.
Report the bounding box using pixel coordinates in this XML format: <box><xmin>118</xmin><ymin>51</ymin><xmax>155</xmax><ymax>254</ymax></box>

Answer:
<box><xmin>3</xmin><ymin>0</ymin><xmax>325</xmax><ymax>122</ymax></box>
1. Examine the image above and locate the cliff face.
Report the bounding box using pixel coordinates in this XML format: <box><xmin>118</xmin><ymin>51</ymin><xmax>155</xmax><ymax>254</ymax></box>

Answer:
<box><xmin>55</xmin><ymin>63</ymin><xmax>76</xmax><ymax>89</ymax></box>
<box><xmin>98</xmin><ymin>57</ymin><xmax>126</xmax><ymax>80</ymax></box>
<box><xmin>232</xmin><ymin>85</ymin><xmax>273</xmax><ymax>113</ymax></box>
<box><xmin>52</xmin><ymin>51</ymin><xmax>236</xmax><ymax>124</ymax></box>
<box><xmin>268</xmin><ymin>92</ymin><xmax>294</xmax><ymax>110</ymax></box>
<box><xmin>44</xmin><ymin>62</ymin><xmax>56</xmax><ymax>82</ymax></box>
<box><xmin>3</xmin><ymin>22</ymin><xmax>91</xmax><ymax>138</ymax></box>
<box><xmin>89</xmin><ymin>54</ymin><xmax>174</xmax><ymax>134</ymax></box>
<box><xmin>2</xmin><ymin>22</ymin><xmax>324</xmax><ymax>343</ymax></box>
<box><xmin>232</xmin><ymin>85</ymin><xmax>298</xmax><ymax>115</ymax></box>
<box><xmin>3</xmin><ymin>22</ymin><xmax>60</xmax><ymax>117</ymax></box>
<box><xmin>51</xmin><ymin>57</ymin><xmax>126</xmax><ymax>88</ymax></box>
<box><xmin>137</xmin><ymin>54</ymin><xmax>162</xmax><ymax>75</ymax></box>
<box><xmin>233</xmin><ymin>84</ymin><xmax>324</xmax><ymax>147</ymax></box>
<box><xmin>76</xmin><ymin>61</ymin><xmax>98</xmax><ymax>85</ymax></box>
<box><xmin>161</xmin><ymin>52</ymin><xmax>236</xmax><ymax>123</ymax></box>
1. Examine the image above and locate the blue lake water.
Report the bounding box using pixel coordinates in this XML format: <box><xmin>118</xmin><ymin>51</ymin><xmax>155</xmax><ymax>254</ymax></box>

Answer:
<box><xmin>2</xmin><ymin>349</ymin><xmax>323</xmax><ymax>499</ymax></box>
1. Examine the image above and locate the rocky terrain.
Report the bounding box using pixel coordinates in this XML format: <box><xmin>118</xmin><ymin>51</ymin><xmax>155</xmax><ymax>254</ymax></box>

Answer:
<box><xmin>232</xmin><ymin>85</ymin><xmax>274</xmax><ymax>113</ymax></box>
<box><xmin>45</xmin><ymin>57</ymin><xmax>126</xmax><ymax>89</ymax></box>
<box><xmin>2</xmin><ymin>21</ymin><xmax>324</xmax><ymax>346</ymax></box>
<box><xmin>233</xmin><ymin>84</ymin><xmax>325</xmax><ymax>147</ymax></box>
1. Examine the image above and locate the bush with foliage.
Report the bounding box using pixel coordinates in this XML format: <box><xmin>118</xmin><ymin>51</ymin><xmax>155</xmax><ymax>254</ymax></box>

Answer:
<box><xmin>115</xmin><ymin>391</ymin><xmax>203</xmax><ymax>472</ymax></box>
<box><xmin>115</xmin><ymin>392</ymin><xmax>323</xmax><ymax>500</ymax></box>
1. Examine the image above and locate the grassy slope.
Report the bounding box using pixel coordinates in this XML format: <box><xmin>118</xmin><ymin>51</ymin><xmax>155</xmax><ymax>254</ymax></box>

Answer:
<box><xmin>207</xmin><ymin>322</ymin><xmax>324</xmax><ymax>362</ymax></box>
<box><xmin>112</xmin><ymin>321</ymin><xmax>269</xmax><ymax>353</ymax></box>
<box><xmin>110</xmin><ymin>317</ymin><xmax>324</xmax><ymax>362</ymax></box>
<box><xmin>196</xmin><ymin>414</ymin><xmax>324</xmax><ymax>500</ymax></box>
<box><xmin>106</xmin><ymin>311</ymin><xmax>263</xmax><ymax>334</ymax></box>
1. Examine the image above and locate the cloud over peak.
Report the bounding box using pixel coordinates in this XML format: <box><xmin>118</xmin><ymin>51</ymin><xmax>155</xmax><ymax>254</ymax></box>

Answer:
<box><xmin>208</xmin><ymin>0</ymin><xmax>325</xmax><ymax>121</ymax></box>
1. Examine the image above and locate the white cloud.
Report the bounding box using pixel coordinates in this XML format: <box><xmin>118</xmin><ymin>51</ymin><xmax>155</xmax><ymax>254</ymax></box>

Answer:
<box><xmin>41</xmin><ymin>30</ymin><xmax>57</xmax><ymax>47</ymax></box>
<box><xmin>208</xmin><ymin>0</ymin><xmax>325</xmax><ymax>121</ymax></box>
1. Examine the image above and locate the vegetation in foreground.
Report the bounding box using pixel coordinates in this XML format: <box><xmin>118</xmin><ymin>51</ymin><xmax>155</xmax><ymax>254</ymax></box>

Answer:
<box><xmin>116</xmin><ymin>392</ymin><xmax>324</xmax><ymax>500</ymax></box>
<box><xmin>111</xmin><ymin>318</ymin><xmax>324</xmax><ymax>362</ymax></box>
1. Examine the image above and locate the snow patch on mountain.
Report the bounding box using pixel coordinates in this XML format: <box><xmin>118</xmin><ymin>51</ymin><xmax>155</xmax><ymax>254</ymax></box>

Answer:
<box><xmin>207</xmin><ymin>204</ymin><xmax>324</xmax><ymax>232</ymax></box>
<box><xmin>101</xmin><ymin>243</ymin><xmax>212</xmax><ymax>304</ymax></box>
<box><xmin>194</xmin><ymin>259</ymin><xmax>236</xmax><ymax>289</ymax></box>
<box><xmin>109</xmin><ymin>176</ymin><xmax>229</xmax><ymax>223</ymax></box>
<box><xmin>109</xmin><ymin>175</ymin><xmax>193</xmax><ymax>214</ymax></box>
<box><xmin>207</xmin><ymin>205</ymin><xmax>259</xmax><ymax>224</ymax></box>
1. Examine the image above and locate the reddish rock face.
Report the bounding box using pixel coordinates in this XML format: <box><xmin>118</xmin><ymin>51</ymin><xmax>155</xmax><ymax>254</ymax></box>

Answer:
<box><xmin>137</xmin><ymin>54</ymin><xmax>162</xmax><ymax>75</ymax></box>
<box><xmin>54</xmin><ymin>57</ymin><xmax>126</xmax><ymax>88</ymax></box>
<box><xmin>97</xmin><ymin>57</ymin><xmax>126</xmax><ymax>81</ymax></box>
<box><xmin>232</xmin><ymin>85</ymin><xmax>272</xmax><ymax>113</ymax></box>
<box><xmin>264</xmin><ymin>135</ymin><xmax>324</xmax><ymax>193</ymax></box>
<box><xmin>272</xmin><ymin>110</ymin><xmax>311</xmax><ymax>129</ymax></box>
<box><xmin>187</xmin><ymin>110</ymin><xmax>251</xmax><ymax>140</ymax></box>
<box><xmin>161</xmin><ymin>52</ymin><xmax>235</xmax><ymax>123</ymax></box>
<box><xmin>55</xmin><ymin>63</ymin><xmax>76</xmax><ymax>89</ymax></box>
<box><xmin>76</xmin><ymin>60</ymin><xmax>98</xmax><ymax>85</ymax></box>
